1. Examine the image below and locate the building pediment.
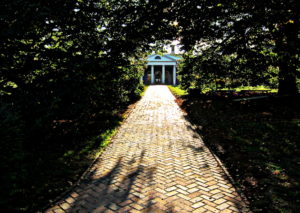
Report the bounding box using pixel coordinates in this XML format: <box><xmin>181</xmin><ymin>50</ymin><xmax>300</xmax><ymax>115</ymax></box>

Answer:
<box><xmin>144</xmin><ymin>54</ymin><xmax>181</xmax><ymax>85</ymax></box>
<box><xmin>147</xmin><ymin>54</ymin><xmax>179</xmax><ymax>62</ymax></box>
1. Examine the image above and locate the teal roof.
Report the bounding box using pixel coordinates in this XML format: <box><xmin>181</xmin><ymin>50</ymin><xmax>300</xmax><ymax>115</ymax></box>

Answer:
<box><xmin>147</xmin><ymin>54</ymin><xmax>182</xmax><ymax>62</ymax></box>
<box><xmin>164</xmin><ymin>54</ymin><xmax>182</xmax><ymax>60</ymax></box>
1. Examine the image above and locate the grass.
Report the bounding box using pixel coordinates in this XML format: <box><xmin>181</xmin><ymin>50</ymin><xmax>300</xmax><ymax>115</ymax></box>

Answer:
<box><xmin>34</xmin><ymin>86</ymin><xmax>149</xmax><ymax>212</ymax></box>
<box><xmin>140</xmin><ymin>85</ymin><xmax>149</xmax><ymax>97</ymax></box>
<box><xmin>169</xmin><ymin>85</ymin><xmax>277</xmax><ymax>97</ymax></box>
<box><xmin>219</xmin><ymin>85</ymin><xmax>278</xmax><ymax>93</ymax></box>
<box><xmin>190</xmin><ymin>85</ymin><xmax>277</xmax><ymax>93</ymax></box>
<box><xmin>168</xmin><ymin>85</ymin><xmax>188</xmax><ymax>97</ymax></box>
<box><xmin>169</xmin><ymin>86</ymin><xmax>300</xmax><ymax>212</ymax></box>
<box><xmin>29</xmin><ymin>115</ymin><xmax>122</xmax><ymax>212</ymax></box>
<box><xmin>2</xmin><ymin>87</ymin><xmax>148</xmax><ymax>212</ymax></box>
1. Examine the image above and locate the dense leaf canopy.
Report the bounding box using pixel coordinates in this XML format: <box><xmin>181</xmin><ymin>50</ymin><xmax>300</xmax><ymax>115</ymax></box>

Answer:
<box><xmin>173</xmin><ymin>0</ymin><xmax>299</xmax><ymax>94</ymax></box>
<box><xmin>0</xmin><ymin>0</ymin><xmax>299</xmax><ymax>211</ymax></box>
<box><xmin>0</xmin><ymin>0</ymin><xmax>175</xmax><ymax>211</ymax></box>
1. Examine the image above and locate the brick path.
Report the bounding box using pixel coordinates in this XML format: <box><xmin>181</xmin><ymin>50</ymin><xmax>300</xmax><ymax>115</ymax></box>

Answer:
<box><xmin>46</xmin><ymin>85</ymin><xmax>250</xmax><ymax>213</ymax></box>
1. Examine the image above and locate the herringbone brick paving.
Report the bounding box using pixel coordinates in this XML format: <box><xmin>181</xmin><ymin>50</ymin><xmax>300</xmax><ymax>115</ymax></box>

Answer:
<box><xmin>45</xmin><ymin>85</ymin><xmax>250</xmax><ymax>213</ymax></box>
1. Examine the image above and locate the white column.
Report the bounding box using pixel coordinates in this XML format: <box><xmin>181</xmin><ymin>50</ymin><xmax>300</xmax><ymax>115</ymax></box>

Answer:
<box><xmin>151</xmin><ymin>65</ymin><xmax>154</xmax><ymax>84</ymax></box>
<box><xmin>173</xmin><ymin>65</ymin><xmax>176</xmax><ymax>85</ymax></box>
<box><xmin>162</xmin><ymin>65</ymin><xmax>165</xmax><ymax>84</ymax></box>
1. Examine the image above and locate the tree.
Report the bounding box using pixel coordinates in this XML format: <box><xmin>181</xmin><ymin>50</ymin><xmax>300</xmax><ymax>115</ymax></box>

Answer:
<box><xmin>173</xmin><ymin>0</ymin><xmax>299</xmax><ymax>95</ymax></box>
<box><xmin>0</xmin><ymin>0</ymin><xmax>177</xmax><ymax>211</ymax></box>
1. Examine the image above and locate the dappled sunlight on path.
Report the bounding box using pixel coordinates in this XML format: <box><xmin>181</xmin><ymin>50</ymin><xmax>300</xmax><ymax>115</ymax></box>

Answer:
<box><xmin>45</xmin><ymin>85</ymin><xmax>250</xmax><ymax>213</ymax></box>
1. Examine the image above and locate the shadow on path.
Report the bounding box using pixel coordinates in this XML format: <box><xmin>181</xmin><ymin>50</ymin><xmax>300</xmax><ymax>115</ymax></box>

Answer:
<box><xmin>45</xmin><ymin>85</ymin><xmax>250</xmax><ymax>213</ymax></box>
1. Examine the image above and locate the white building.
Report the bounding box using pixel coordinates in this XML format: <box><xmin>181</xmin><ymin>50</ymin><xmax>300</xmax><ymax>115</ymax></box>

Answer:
<box><xmin>143</xmin><ymin>54</ymin><xmax>182</xmax><ymax>85</ymax></box>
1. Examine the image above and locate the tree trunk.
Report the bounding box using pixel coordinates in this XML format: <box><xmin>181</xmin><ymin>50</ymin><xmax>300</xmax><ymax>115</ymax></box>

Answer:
<box><xmin>276</xmin><ymin>22</ymin><xmax>299</xmax><ymax>96</ymax></box>
<box><xmin>278</xmin><ymin>63</ymin><xmax>298</xmax><ymax>96</ymax></box>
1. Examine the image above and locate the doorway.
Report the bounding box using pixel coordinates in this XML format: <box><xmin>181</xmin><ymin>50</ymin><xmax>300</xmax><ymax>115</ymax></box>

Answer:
<box><xmin>154</xmin><ymin>70</ymin><xmax>161</xmax><ymax>84</ymax></box>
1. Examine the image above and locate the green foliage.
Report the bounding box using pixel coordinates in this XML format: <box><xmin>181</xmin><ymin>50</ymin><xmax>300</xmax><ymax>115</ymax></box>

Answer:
<box><xmin>168</xmin><ymin>86</ymin><xmax>188</xmax><ymax>97</ymax></box>
<box><xmin>0</xmin><ymin>0</ymin><xmax>174</xmax><ymax>211</ymax></box>
<box><xmin>179</xmin><ymin>50</ymin><xmax>280</xmax><ymax>92</ymax></box>
<box><xmin>140</xmin><ymin>85</ymin><xmax>149</xmax><ymax>97</ymax></box>
<box><xmin>0</xmin><ymin>0</ymin><xmax>299</xmax><ymax>211</ymax></box>
<box><xmin>0</xmin><ymin>104</ymin><xmax>27</xmax><ymax>211</ymax></box>
<box><xmin>173</xmin><ymin>0</ymin><xmax>299</xmax><ymax>95</ymax></box>
<box><xmin>183</xmin><ymin>95</ymin><xmax>300</xmax><ymax>212</ymax></box>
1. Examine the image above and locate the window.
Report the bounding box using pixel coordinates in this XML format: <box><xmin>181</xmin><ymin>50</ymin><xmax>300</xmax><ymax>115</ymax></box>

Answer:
<box><xmin>155</xmin><ymin>56</ymin><xmax>161</xmax><ymax>59</ymax></box>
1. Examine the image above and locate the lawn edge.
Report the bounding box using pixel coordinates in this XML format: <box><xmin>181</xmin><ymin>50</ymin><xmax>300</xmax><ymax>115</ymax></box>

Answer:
<box><xmin>167</xmin><ymin>86</ymin><xmax>252</xmax><ymax>212</ymax></box>
<box><xmin>41</xmin><ymin>87</ymin><xmax>147</xmax><ymax>212</ymax></box>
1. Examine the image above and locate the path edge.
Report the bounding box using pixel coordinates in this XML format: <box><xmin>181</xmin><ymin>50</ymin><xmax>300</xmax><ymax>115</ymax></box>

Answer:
<box><xmin>41</xmin><ymin>90</ymin><xmax>145</xmax><ymax>212</ymax></box>
<box><xmin>168</xmin><ymin>87</ymin><xmax>252</xmax><ymax>212</ymax></box>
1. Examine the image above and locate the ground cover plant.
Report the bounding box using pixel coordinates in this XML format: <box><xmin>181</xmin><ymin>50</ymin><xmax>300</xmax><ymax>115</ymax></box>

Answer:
<box><xmin>168</xmin><ymin>85</ymin><xmax>188</xmax><ymax>97</ymax></box>
<box><xmin>174</xmin><ymin>0</ymin><xmax>299</xmax><ymax>96</ymax></box>
<box><xmin>0</xmin><ymin>0</ymin><xmax>172</xmax><ymax>211</ymax></box>
<box><xmin>169</xmin><ymin>86</ymin><xmax>300</xmax><ymax>212</ymax></box>
<box><xmin>1</xmin><ymin>0</ymin><xmax>299</xmax><ymax>212</ymax></box>
<box><xmin>0</xmin><ymin>90</ymin><xmax>146</xmax><ymax>212</ymax></box>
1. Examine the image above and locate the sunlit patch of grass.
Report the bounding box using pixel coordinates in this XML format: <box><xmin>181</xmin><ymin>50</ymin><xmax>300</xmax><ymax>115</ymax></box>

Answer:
<box><xmin>219</xmin><ymin>85</ymin><xmax>278</xmax><ymax>92</ymax></box>
<box><xmin>88</xmin><ymin>128</ymin><xmax>117</xmax><ymax>159</ymax></box>
<box><xmin>140</xmin><ymin>85</ymin><xmax>149</xmax><ymax>97</ymax></box>
<box><xmin>168</xmin><ymin>85</ymin><xmax>188</xmax><ymax>97</ymax></box>
<box><xmin>201</xmin><ymin>85</ymin><xmax>278</xmax><ymax>93</ymax></box>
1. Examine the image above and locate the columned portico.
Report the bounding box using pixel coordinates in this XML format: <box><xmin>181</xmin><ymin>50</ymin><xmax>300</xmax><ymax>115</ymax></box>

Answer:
<box><xmin>151</xmin><ymin>65</ymin><xmax>154</xmax><ymax>84</ymax></box>
<box><xmin>162</xmin><ymin>65</ymin><xmax>165</xmax><ymax>84</ymax></box>
<box><xmin>173</xmin><ymin>65</ymin><xmax>176</xmax><ymax>85</ymax></box>
<box><xmin>145</xmin><ymin>54</ymin><xmax>181</xmax><ymax>85</ymax></box>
